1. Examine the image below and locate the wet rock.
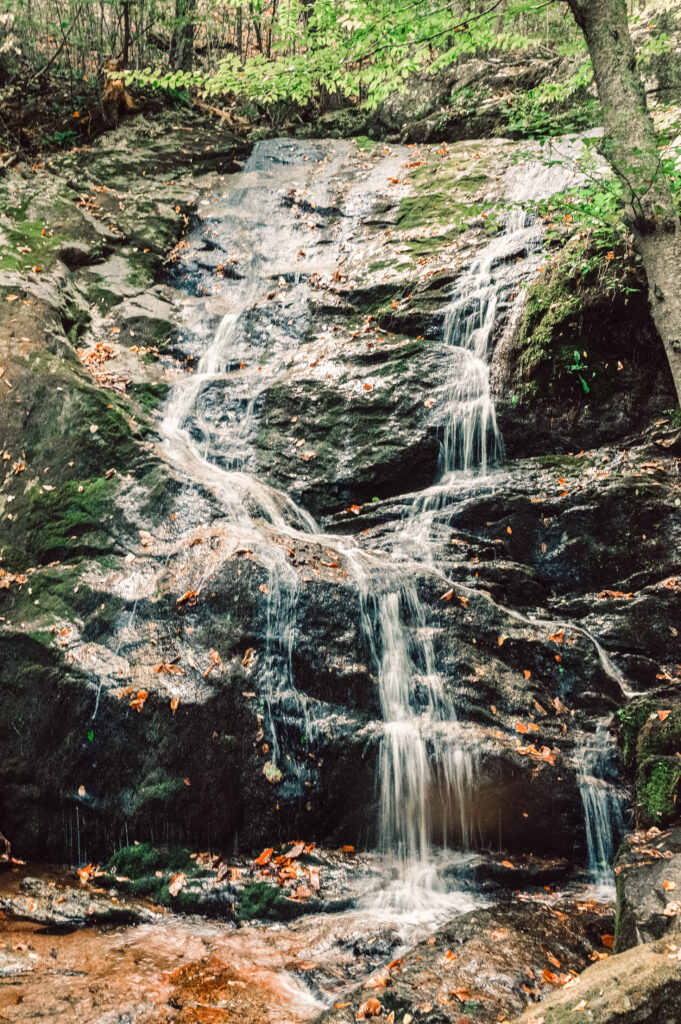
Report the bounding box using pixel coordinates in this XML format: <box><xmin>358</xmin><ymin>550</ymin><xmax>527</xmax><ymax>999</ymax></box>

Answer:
<box><xmin>0</xmin><ymin>876</ymin><xmax>157</xmax><ymax>928</ymax></box>
<box><xmin>316</xmin><ymin>897</ymin><xmax>612</xmax><ymax>1024</ymax></box>
<box><xmin>511</xmin><ymin>940</ymin><xmax>681</xmax><ymax>1024</ymax></box>
<box><xmin>102</xmin><ymin>842</ymin><xmax>379</xmax><ymax>923</ymax></box>
<box><xmin>492</xmin><ymin>247</ymin><xmax>676</xmax><ymax>460</ymax></box>
<box><xmin>1</xmin><ymin>126</ymin><xmax>676</xmax><ymax>871</ymax></box>
<box><xmin>615</xmin><ymin>689</ymin><xmax>681</xmax><ymax>831</ymax></box>
<box><xmin>0</xmin><ymin>947</ymin><xmax>33</xmax><ymax>977</ymax></box>
<box><xmin>57</xmin><ymin>240</ymin><xmax>108</xmax><ymax>270</ymax></box>
<box><xmin>448</xmin><ymin>852</ymin><xmax>572</xmax><ymax>889</ymax></box>
<box><xmin>0</xmin><ymin>830</ymin><xmax>10</xmax><ymax>865</ymax></box>
<box><xmin>50</xmin><ymin>109</ymin><xmax>249</xmax><ymax>190</ymax></box>
<box><xmin>615</xmin><ymin>827</ymin><xmax>681</xmax><ymax>952</ymax></box>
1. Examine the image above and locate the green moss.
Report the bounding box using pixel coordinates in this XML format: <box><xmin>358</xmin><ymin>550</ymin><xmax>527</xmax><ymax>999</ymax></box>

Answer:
<box><xmin>616</xmin><ymin>702</ymin><xmax>654</xmax><ymax>769</ymax></box>
<box><xmin>107</xmin><ymin>871</ymin><xmax>207</xmax><ymax>914</ymax></box>
<box><xmin>12</xmin><ymin>569</ymin><xmax>82</xmax><ymax>622</ymax></box>
<box><xmin>637</xmin><ymin>757</ymin><xmax>681</xmax><ymax>826</ymax></box>
<box><xmin>401</xmin><ymin>226</ymin><xmax>468</xmax><ymax>257</ymax></box>
<box><xmin>129</xmin><ymin>381</ymin><xmax>170</xmax><ymax>414</ymax></box>
<box><xmin>638</xmin><ymin>707</ymin><xmax>681</xmax><ymax>762</ymax></box>
<box><xmin>5</xmin><ymin>477</ymin><xmax>119</xmax><ymax>569</ymax></box>
<box><xmin>105</xmin><ymin>842</ymin><xmax>196</xmax><ymax>879</ymax></box>
<box><xmin>27</xmin><ymin>629</ymin><xmax>53</xmax><ymax>645</ymax></box>
<box><xmin>396</xmin><ymin>193</ymin><xmax>492</xmax><ymax>233</ymax></box>
<box><xmin>510</xmin><ymin>241</ymin><xmax>658</xmax><ymax>409</ymax></box>
<box><xmin>517</xmin><ymin>272</ymin><xmax>580</xmax><ymax>378</ymax></box>
<box><xmin>0</xmin><ymin>217</ymin><xmax>61</xmax><ymax>273</ymax></box>
<box><xmin>353</xmin><ymin>135</ymin><xmax>377</xmax><ymax>151</ymax></box>
<box><xmin>138</xmin><ymin>465</ymin><xmax>177</xmax><ymax>526</ymax></box>
<box><xmin>20</xmin><ymin>380</ymin><xmax>140</xmax><ymax>480</ymax></box>
<box><xmin>132</xmin><ymin>777</ymin><xmax>188</xmax><ymax>811</ymax></box>
<box><xmin>128</xmin><ymin>875</ymin><xmax>170</xmax><ymax>904</ymax></box>
<box><xmin>237</xmin><ymin>882</ymin><xmax>294</xmax><ymax>921</ymax></box>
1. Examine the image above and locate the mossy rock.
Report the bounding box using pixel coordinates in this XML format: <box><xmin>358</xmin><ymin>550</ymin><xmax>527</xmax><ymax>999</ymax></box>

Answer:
<box><xmin>494</xmin><ymin>237</ymin><xmax>676</xmax><ymax>456</ymax></box>
<box><xmin>616</xmin><ymin>701</ymin><xmax>655</xmax><ymax>770</ymax></box>
<box><xmin>236</xmin><ymin>882</ymin><xmax>299</xmax><ymax>922</ymax></box>
<box><xmin>510</xmin><ymin>242</ymin><xmax>668</xmax><ymax>409</ymax></box>
<box><xmin>1</xmin><ymin>477</ymin><xmax>121</xmax><ymax>571</ymax></box>
<box><xmin>637</xmin><ymin>756</ymin><xmax>681</xmax><ymax>828</ymax></box>
<box><xmin>102</xmin><ymin>848</ymin><xmax>207</xmax><ymax>914</ymax></box>
<box><xmin>105</xmin><ymin>842</ymin><xmax>198</xmax><ymax>879</ymax></box>
<box><xmin>616</xmin><ymin>696</ymin><xmax>681</xmax><ymax>829</ymax></box>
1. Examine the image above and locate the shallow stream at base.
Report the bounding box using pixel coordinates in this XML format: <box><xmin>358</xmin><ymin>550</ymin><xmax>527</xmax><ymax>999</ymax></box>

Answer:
<box><xmin>0</xmin><ymin>861</ymin><xmax>615</xmax><ymax>1024</ymax></box>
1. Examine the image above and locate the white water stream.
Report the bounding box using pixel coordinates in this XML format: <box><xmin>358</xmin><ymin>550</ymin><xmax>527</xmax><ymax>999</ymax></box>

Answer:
<box><xmin>158</xmin><ymin>137</ymin><xmax>623</xmax><ymax>914</ymax></box>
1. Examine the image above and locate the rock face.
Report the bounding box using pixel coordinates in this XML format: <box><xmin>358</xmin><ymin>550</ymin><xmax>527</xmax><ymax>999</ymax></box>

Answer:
<box><xmin>615</xmin><ymin>827</ymin><xmax>681</xmax><ymax>952</ymax></box>
<box><xmin>0</xmin><ymin>104</ymin><xmax>679</xmax><ymax>881</ymax></box>
<box><xmin>616</xmin><ymin>688</ymin><xmax>681</xmax><ymax>830</ymax></box>
<box><xmin>492</xmin><ymin>249</ymin><xmax>676</xmax><ymax>458</ymax></box>
<box><xmin>511</xmin><ymin>941</ymin><xmax>681</xmax><ymax>1024</ymax></box>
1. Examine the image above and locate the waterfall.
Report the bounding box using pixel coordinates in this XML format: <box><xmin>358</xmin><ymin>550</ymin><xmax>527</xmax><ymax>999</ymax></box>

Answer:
<box><xmin>348</xmin><ymin>209</ymin><xmax>547</xmax><ymax>910</ymax></box>
<box><xmin>156</xmin><ymin>136</ymin><xmax>621</xmax><ymax>914</ymax></box>
<box><xmin>437</xmin><ymin>208</ymin><xmax>538</xmax><ymax>476</ymax></box>
<box><xmin>578</xmin><ymin>723</ymin><xmax>625</xmax><ymax>886</ymax></box>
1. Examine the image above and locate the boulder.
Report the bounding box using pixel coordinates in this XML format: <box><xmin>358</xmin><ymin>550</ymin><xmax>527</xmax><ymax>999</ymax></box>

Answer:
<box><xmin>0</xmin><ymin>876</ymin><xmax>157</xmax><ymax>928</ymax></box>
<box><xmin>511</xmin><ymin>941</ymin><xmax>681</xmax><ymax>1024</ymax></box>
<box><xmin>616</xmin><ymin>690</ymin><xmax>681</xmax><ymax>831</ymax></box>
<box><xmin>615</xmin><ymin>827</ymin><xmax>681</xmax><ymax>952</ymax></box>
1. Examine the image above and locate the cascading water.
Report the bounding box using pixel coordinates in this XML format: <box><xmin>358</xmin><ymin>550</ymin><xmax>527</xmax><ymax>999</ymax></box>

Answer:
<box><xmin>435</xmin><ymin>208</ymin><xmax>539</xmax><ymax>477</ymax></box>
<box><xmin>353</xmin><ymin>207</ymin><xmax>548</xmax><ymax>910</ymax></box>
<box><xmin>578</xmin><ymin>723</ymin><xmax>626</xmax><ymax>886</ymax></box>
<box><xmin>350</xmin><ymin>574</ymin><xmax>478</xmax><ymax>913</ymax></box>
<box><xmin>158</xmin><ymin>136</ymin><xmax>623</xmax><ymax>918</ymax></box>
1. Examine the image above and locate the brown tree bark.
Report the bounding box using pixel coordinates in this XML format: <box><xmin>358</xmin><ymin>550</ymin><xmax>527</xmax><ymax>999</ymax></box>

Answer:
<box><xmin>565</xmin><ymin>0</ymin><xmax>681</xmax><ymax>405</ymax></box>
<box><xmin>122</xmin><ymin>0</ymin><xmax>131</xmax><ymax>66</ymax></box>
<box><xmin>236</xmin><ymin>3</ymin><xmax>243</xmax><ymax>56</ymax></box>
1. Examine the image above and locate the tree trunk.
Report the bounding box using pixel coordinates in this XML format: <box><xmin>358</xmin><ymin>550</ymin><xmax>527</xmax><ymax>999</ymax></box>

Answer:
<box><xmin>494</xmin><ymin>0</ymin><xmax>507</xmax><ymax>34</ymax></box>
<box><xmin>249</xmin><ymin>2</ymin><xmax>263</xmax><ymax>53</ymax></box>
<box><xmin>170</xmin><ymin>0</ymin><xmax>195</xmax><ymax>71</ymax></box>
<box><xmin>236</xmin><ymin>3</ymin><xmax>243</xmax><ymax>56</ymax></box>
<box><xmin>566</xmin><ymin>0</ymin><xmax>681</xmax><ymax>405</ymax></box>
<box><xmin>122</xmin><ymin>1</ymin><xmax>131</xmax><ymax>67</ymax></box>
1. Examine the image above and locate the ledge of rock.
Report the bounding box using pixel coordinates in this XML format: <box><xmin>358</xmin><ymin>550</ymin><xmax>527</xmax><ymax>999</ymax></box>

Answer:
<box><xmin>512</xmin><ymin>940</ymin><xmax>681</xmax><ymax>1024</ymax></box>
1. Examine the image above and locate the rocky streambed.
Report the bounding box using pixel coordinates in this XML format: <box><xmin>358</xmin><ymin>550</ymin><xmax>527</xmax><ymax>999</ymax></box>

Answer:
<box><xmin>1</xmin><ymin>103</ymin><xmax>681</xmax><ymax>1023</ymax></box>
